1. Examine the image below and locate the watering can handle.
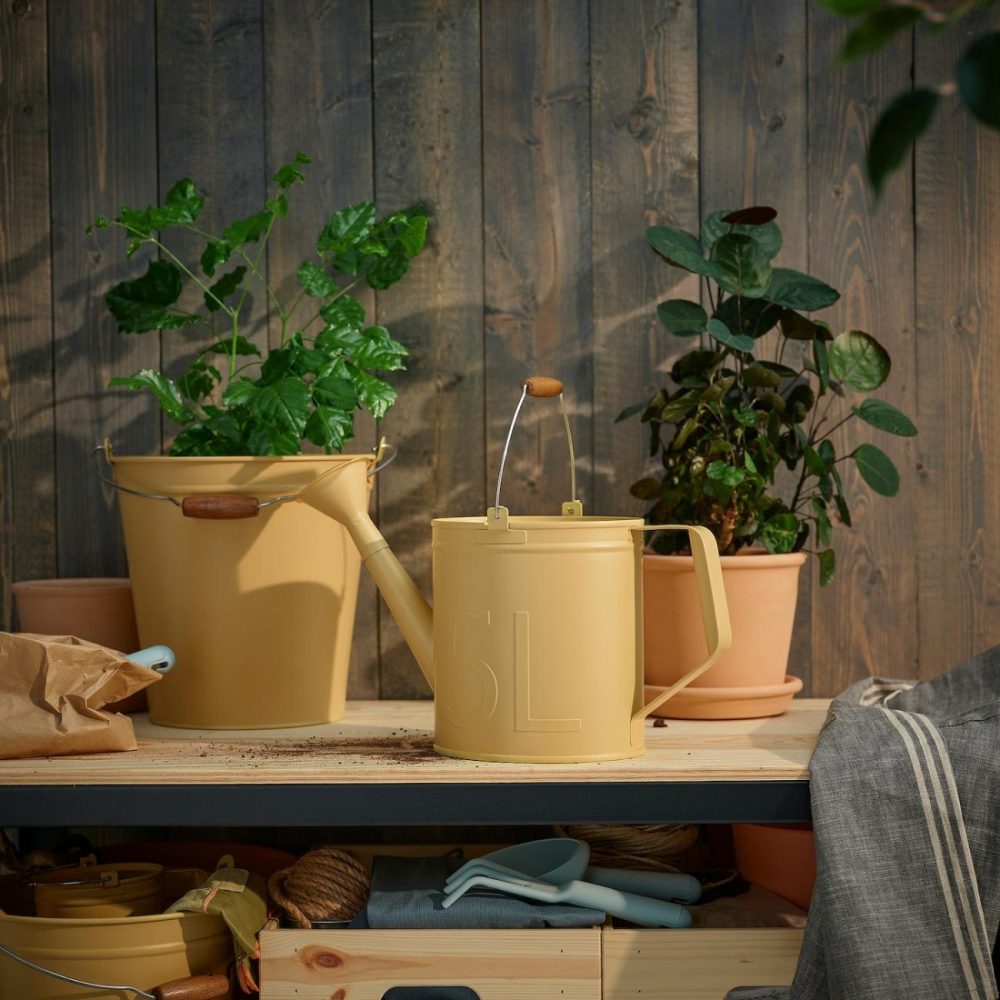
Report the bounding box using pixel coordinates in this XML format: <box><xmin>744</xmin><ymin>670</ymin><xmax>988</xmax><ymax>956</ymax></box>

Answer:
<box><xmin>633</xmin><ymin>524</ymin><xmax>732</xmax><ymax>721</ymax></box>
<box><xmin>154</xmin><ymin>974</ymin><xmax>231</xmax><ymax>999</ymax></box>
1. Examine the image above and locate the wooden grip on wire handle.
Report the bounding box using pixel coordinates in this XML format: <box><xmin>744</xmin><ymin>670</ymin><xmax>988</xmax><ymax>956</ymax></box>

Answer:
<box><xmin>153</xmin><ymin>974</ymin><xmax>231</xmax><ymax>1000</ymax></box>
<box><xmin>181</xmin><ymin>494</ymin><xmax>260</xmax><ymax>519</ymax></box>
<box><xmin>522</xmin><ymin>375</ymin><xmax>564</xmax><ymax>397</ymax></box>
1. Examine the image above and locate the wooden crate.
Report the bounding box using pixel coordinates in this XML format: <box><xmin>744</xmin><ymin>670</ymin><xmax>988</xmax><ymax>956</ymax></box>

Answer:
<box><xmin>260</xmin><ymin>928</ymin><xmax>603</xmax><ymax>999</ymax></box>
<box><xmin>602</xmin><ymin>928</ymin><xmax>804</xmax><ymax>1000</ymax></box>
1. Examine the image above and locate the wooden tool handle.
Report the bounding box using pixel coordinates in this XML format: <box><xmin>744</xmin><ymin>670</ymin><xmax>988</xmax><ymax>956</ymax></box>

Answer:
<box><xmin>153</xmin><ymin>974</ymin><xmax>231</xmax><ymax>999</ymax></box>
<box><xmin>522</xmin><ymin>375</ymin><xmax>563</xmax><ymax>397</ymax></box>
<box><xmin>181</xmin><ymin>495</ymin><xmax>260</xmax><ymax>519</ymax></box>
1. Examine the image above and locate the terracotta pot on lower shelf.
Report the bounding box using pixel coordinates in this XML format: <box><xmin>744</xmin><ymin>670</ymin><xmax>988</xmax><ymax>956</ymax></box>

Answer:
<box><xmin>11</xmin><ymin>577</ymin><xmax>146</xmax><ymax>713</ymax></box>
<box><xmin>732</xmin><ymin>823</ymin><xmax>817</xmax><ymax>911</ymax></box>
<box><xmin>643</xmin><ymin>550</ymin><xmax>806</xmax><ymax>719</ymax></box>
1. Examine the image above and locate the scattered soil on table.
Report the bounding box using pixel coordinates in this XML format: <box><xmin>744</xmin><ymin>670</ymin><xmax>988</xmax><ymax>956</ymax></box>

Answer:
<box><xmin>198</xmin><ymin>734</ymin><xmax>439</xmax><ymax>765</ymax></box>
<box><xmin>651</xmin><ymin>718</ymin><xmax>669</xmax><ymax>728</ymax></box>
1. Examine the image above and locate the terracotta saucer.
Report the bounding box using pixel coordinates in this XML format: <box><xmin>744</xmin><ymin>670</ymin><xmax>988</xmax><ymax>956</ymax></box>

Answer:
<box><xmin>645</xmin><ymin>674</ymin><xmax>804</xmax><ymax>720</ymax></box>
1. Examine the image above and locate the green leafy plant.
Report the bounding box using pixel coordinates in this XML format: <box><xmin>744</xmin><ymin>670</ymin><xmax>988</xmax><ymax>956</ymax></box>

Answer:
<box><xmin>818</xmin><ymin>0</ymin><xmax>999</xmax><ymax>195</ymax></box>
<box><xmin>87</xmin><ymin>153</ymin><xmax>427</xmax><ymax>455</ymax></box>
<box><xmin>617</xmin><ymin>206</ymin><xmax>916</xmax><ymax>585</ymax></box>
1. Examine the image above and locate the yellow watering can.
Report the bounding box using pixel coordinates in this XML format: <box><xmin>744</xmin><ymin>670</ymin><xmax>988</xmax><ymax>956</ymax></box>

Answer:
<box><xmin>300</xmin><ymin>377</ymin><xmax>732</xmax><ymax>763</ymax></box>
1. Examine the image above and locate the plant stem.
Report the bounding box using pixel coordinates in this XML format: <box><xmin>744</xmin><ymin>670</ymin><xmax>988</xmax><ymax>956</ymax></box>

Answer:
<box><xmin>229</xmin><ymin>216</ymin><xmax>276</xmax><ymax>375</ymax></box>
<box><xmin>814</xmin><ymin>412</ymin><xmax>854</xmax><ymax>443</ymax></box>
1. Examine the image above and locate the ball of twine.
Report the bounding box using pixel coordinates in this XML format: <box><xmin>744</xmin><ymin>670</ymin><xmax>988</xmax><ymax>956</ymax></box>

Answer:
<box><xmin>268</xmin><ymin>847</ymin><xmax>370</xmax><ymax>928</ymax></box>
<box><xmin>556</xmin><ymin>824</ymin><xmax>699</xmax><ymax>873</ymax></box>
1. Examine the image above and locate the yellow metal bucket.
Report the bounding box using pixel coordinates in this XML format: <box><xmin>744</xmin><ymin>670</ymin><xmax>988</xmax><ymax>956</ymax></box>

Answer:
<box><xmin>106</xmin><ymin>447</ymin><xmax>377</xmax><ymax>729</ymax></box>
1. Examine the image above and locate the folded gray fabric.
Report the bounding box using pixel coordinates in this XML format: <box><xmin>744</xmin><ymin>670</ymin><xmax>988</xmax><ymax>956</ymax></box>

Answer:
<box><xmin>354</xmin><ymin>853</ymin><xmax>604</xmax><ymax>930</ymax></box>
<box><xmin>793</xmin><ymin>646</ymin><xmax>1000</xmax><ymax>1000</ymax></box>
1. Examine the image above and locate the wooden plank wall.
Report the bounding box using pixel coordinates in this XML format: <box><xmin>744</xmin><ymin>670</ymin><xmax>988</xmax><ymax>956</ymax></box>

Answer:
<box><xmin>2</xmin><ymin>0</ymin><xmax>999</xmax><ymax>698</ymax></box>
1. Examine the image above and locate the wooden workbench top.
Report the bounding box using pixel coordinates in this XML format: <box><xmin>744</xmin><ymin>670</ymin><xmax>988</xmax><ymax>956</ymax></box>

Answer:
<box><xmin>0</xmin><ymin>698</ymin><xmax>826</xmax><ymax>786</ymax></box>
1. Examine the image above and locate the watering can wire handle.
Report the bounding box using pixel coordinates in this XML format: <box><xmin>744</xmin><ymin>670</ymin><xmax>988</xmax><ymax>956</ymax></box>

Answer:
<box><xmin>523</xmin><ymin>375</ymin><xmax>564</xmax><ymax>397</ymax></box>
<box><xmin>635</xmin><ymin>524</ymin><xmax>733</xmax><ymax>721</ymax></box>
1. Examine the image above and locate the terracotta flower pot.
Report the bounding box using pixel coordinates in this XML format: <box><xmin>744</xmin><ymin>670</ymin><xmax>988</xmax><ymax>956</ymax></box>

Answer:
<box><xmin>732</xmin><ymin>823</ymin><xmax>816</xmax><ymax>911</ymax></box>
<box><xmin>12</xmin><ymin>577</ymin><xmax>145</xmax><ymax>712</ymax></box>
<box><xmin>643</xmin><ymin>550</ymin><xmax>806</xmax><ymax>718</ymax></box>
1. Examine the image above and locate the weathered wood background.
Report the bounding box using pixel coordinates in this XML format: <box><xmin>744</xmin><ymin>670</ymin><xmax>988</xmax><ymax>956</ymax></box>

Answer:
<box><xmin>3</xmin><ymin>0</ymin><xmax>999</xmax><ymax>699</ymax></box>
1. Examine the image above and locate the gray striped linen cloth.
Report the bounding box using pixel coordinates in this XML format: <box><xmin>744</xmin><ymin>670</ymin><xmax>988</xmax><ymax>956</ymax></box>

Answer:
<box><xmin>791</xmin><ymin>645</ymin><xmax>1000</xmax><ymax>1000</ymax></box>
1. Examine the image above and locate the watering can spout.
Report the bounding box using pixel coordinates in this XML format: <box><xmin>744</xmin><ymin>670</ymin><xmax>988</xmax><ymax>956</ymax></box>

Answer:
<box><xmin>298</xmin><ymin>457</ymin><xmax>435</xmax><ymax>691</ymax></box>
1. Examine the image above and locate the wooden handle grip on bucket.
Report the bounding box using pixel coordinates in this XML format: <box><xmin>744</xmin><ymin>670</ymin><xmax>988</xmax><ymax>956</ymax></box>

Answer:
<box><xmin>153</xmin><ymin>974</ymin><xmax>231</xmax><ymax>999</ymax></box>
<box><xmin>522</xmin><ymin>376</ymin><xmax>563</xmax><ymax>397</ymax></box>
<box><xmin>181</xmin><ymin>495</ymin><xmax>260</xmax><ymax>519</ymax></box>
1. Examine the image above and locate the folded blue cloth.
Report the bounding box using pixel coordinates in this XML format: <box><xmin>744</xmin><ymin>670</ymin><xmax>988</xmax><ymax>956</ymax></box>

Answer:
<box><xmin>352</xmin><ymin>852</ymin><xmax>605</xmax><ymax>930</ymax></box>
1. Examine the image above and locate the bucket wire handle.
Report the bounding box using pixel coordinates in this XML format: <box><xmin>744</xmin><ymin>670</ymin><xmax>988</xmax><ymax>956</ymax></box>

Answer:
<box><xmin>493</xmin><ymin>376</ymin><xmax>580</xmax><ymax>519</ymax></box>
<box><xmin>0</xmin><ymin>941</ymin><xmax>229</xmax><ymax>998</ymax></box>
<box><xmin>94</xmin><ymin>439</ymin><xmax>392</xmax><ymax>520</ymax></box>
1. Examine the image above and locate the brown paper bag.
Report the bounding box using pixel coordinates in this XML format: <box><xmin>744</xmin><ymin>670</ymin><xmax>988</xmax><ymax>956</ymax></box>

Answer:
<box><xmin>0</xmin><ymin>632</ymin><xmax>162</xmax><ymax>759</ymax></box>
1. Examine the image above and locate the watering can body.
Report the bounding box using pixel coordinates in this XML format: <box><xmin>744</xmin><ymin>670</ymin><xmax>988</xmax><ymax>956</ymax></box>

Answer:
<box><xmin>301</xmin><ymin>459</ymin><xmax>731</xmax><ymax>763</ymax></box>
<box><xmin>432</xmin><ymin>512</ymin><xmax>649</xmax><ymax>762</ymax></box>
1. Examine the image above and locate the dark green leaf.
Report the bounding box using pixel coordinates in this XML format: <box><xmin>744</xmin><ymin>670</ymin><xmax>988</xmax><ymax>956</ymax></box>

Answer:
<box><xmin>297</xmin><ymin>261</ymin><xmax>339</xmax><ymax>298</ymax></box>
<box><xmin>320</xmin><ymin>294</ymin><xmax>366</xmax><ymax>333</ymax></box>
<box><xmin>223</xmin><ymin>209</ymin><xmax>273</xmax><ymax>247</ymax></box>
<box><xmin>109</xmin><ymin>369</ymin><xmax>194</xmax><ymax>424</ymax></box>
<box><xmin>829</xmin><ymin>330</ymin><xmax>891</xmax><ymax>390</ymax></box>
<box><xmin>305</xmin><ymin>404</ymin><xmax>354</xmax><ymax>452</ymax></box>
<box><xmin>349</xmin><ymin>366</ymin><xmax>397</xmax><ymax>419</ymax></box>
<box><xmin>854</xmin><ymin>442</ymin><xmax>900</xmax><ymax>496</ymax></box>
<box><xmin>615</xmin><ymin>399</ymin><xmax>648</xmax><ymax>423</ymax></box>
<box><xmin>246</xmin><ymin>425</ymin><xmax>301</xmax><ymax>456</ymax></box>
<box><xmin>204</xmin><ymin>265</ymin><xmax>246</xmax><ymax>312</ymax></box>
<box><xmin>630</xmin><ymin>478</ymin><xmax>663</xmax><ymax>500</ymax></box>
<box><xmin>834</xmin><ymin>493</ymin><xmax>853</xmax><ymax>527</ymax></box>
<box><xmin>852</xmin><ymin>398</ymin><xmax>917</xmax><ymax>436</ymax></box>
<box><xmin>204</xmin><ymin>336</ymin><xmax>260</xmax><ymax>358</ymax></box>
<box><xmin>365</xmin><ymin>251</ymin><xmax>411</xmax><ymax>290</ymax></box>
<box><xmin>671</xmin><ymin>350</ymin><xmax>718</xmax><ymax>382</ymax></box>
<box><xmin>647</xmin><ymin>225</ymin><xmax>728</xmax><ymax>280</ymax></box>
<box><xmin>673</xmin><ymin>416</ymin><xmax>700</xmax><ymax>450</ymax></box>
<box><xmin>804</xmin><ymin>446</ymin><xmax>827</xmax><ymax>477</ymax></box>
<box><xmin>313</xmin><ymin>375</ymin><xmax>358</xmax><ymax>410</ymax></box>
<box><xmin>818</xmin><ymin>548</ymin><xmax>836</xmax><ymax>586</ymax></box>
<box><xmin>735</xmin><ymin>407</ymin><xmax>759</xmax><ymax>427</ymax></box>
<box><xmin>957</xmin><ymin>32</ymin><xmax>1000</xmax><ymax>129</ymax></box>
<box><xmin>177</xmin><ymin>359</ymin><xmax>221</xmax><ymax>401</ymax></box>
<box><xmin>706</xmin><ymin>317</ymin><xmax>754</xmax><ymax>353</ymax></box>
<box><xmin>716</xmin><ymin>296</ymin><xmax>781</xmax><ymax>339</ymax></box>
<box><xmin>162</xmin><ymin>178</ymin><xmax>204</xmax><ymax>225</ymax></box>
<box><xmin>840</xmin><ymin>7</ymin><xmax>922</xmax><ymax>63</ymax></box>
<box><xmin>742</xmin><ymin>364</ymin><xmax>782</xmax><ymax>388</ymax></box>
<box><xmin>273</xmin><ymin>152</ymin><xmax>311</xmax><ymax>190</ymax></box>
<box><xmin>813</xmin><ymin>497</ymin><xmax>833</xmax><ymax>548</ymax></box>
<box><xmin>170</xmin><ymin>412</ymin><xmax>245</xmax><ymax>456</ymax></box>
<box><xmin>763</xmin><ymin>268</ymin><xmax>840</xmax><ymax>311</ymax></box>
<box><xmin>780</xmin><ymin>309</ymin><xmax>828</xmax><ymax>340</ymax></box>
<box><xmin>813</xmin><ymin>338</ymin><xmax>830</xmax><ymax>392</ymax></box>
<box><xmin>702</xmin><ymin>210</ymin><xmax>782</xmax><ymax>261</ymax></box>
<box><xmin>105</xmin><ymin>260</ymin><xmax>200</xmax><ymax>333</ymax></box>
<box><xmin>761</xmin><ymin>512</ymin><xmax>800</xmax><ymax>554</ymax></box>
<box><xmin>657</xmin><ymin>299</ymin><xmax>707</xmax><ymax>337</ymax></box>
<box><xmin>200</xmin><ymin>239</ymin><xmax>232</xmax><ymax>277</ymax></box>
<box><xmin>246</xmin><ymin>377</ymin><xmax>312</xmax><ymax>435</ymax></box>
<box><xmin>267</xmin><ymin>193</ymin><xmax>289</xmax><ymax>218</ymax></box>
<box><xmin>317</xmin><ymin>202</ymin><xmax>377</xmax><ymax>255</ymax></box>
<box><xmin>868</xmin><ymin>88</ymin><xmax>939</xmax><ymax>196</ymax></box>
<box><xmin>87</xmin><ymin>215</ymin><xmax>111</xmax><ymax>234</ymax></box>
<box><xmin>709</xmin><ymin>233</ymin><xmax>773</xmax><ymax>296</ymax></box>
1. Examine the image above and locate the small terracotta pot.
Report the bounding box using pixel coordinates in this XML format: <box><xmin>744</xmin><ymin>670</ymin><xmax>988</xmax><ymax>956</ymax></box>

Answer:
<box><xmin>732</xmin><ymin>823</ymin><xmax>816</xmax><ymax>911</ymax></box>
<box><xmin>644</xmin><ymin>550</ymin><xmax>806</xmax><ymax>690</ymax></box>
<box><xmin>12</xmin><ymin>577</ymin><xmax>145</xmax><ymax>712</ymax></box>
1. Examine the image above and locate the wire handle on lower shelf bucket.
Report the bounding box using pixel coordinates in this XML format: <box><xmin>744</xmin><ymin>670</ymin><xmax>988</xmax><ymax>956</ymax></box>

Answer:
<box><xmin>0</xmin><ymin>942</ymin><xmax>229</xmax><ymax>999</ymax></box>
<box><xmin>93</xmin><ymin>438</ymin><xmax>395</xmax><ymax>519</ymax></box>
<box><xmin>493</xmin><ymin>376</ymin><xmax>582</xmax><ymax>519</ymax></box>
